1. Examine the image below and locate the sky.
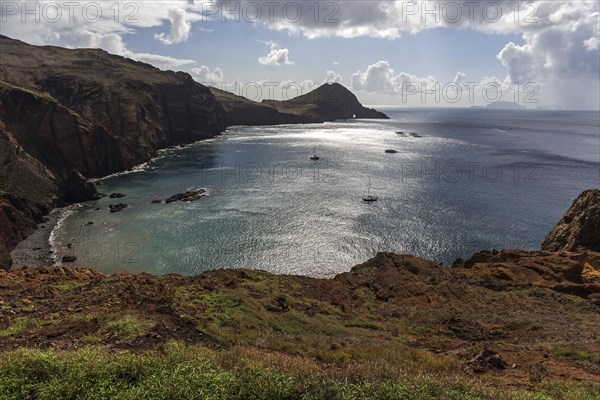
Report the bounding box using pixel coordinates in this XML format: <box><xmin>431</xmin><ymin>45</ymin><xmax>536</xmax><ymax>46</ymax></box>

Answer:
<box><xmin>0</xmin><ymin>1</ymin><xmax>599</xmax><ymax>109</ymax></box>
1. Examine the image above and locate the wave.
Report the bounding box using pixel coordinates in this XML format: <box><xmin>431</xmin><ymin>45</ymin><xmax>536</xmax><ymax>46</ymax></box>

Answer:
<box><xmin>48</xmin><ymin>206</ymin><xmax>80</xmax><ymax>265</ymax></box>
<box><xmin>91</xmin><ymin>135</ymin><xmax>231</xmax><ymax>182</ymax></box>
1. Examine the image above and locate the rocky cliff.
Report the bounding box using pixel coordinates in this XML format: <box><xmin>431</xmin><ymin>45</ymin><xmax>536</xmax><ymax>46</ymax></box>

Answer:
<box><xmin>211</xmin><ymin>82</ymin><xmax>389</xmax><ymax>126</ymax></box>
<box><xmin>264</xmin><ymin>82</ymin><xmax>389</xmax><ymax>121</ymax></box>
<box><xmin>0</xmin><ymin>35</ymin><xmax>227</xmax><ymax>267</ymax></box>
<box><xmin>541</xmin><ymin>189</ymin><xmax>600</xmax><ymax>252</ymax></box>
<box><xmin>0</xmin><ymin>36</ymin><xmax>389</xmax><ymax>268</ymax></box>
<box><xmin>0</xmin><ymin>36</ymin><xmax>227</xmax><ymax>178</ymax></box>
<box><xmin>0</xmin><ymin>121</ymin><xmax>58</xmax><ymax>268</ymax></box>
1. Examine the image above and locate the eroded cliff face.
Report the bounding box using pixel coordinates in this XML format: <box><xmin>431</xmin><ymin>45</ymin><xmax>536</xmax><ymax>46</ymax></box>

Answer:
<box><xmin>264</xmin><ymin>83</ymin><xmax>389</xmax><ymax>121</ymax></box>
<box><xmin>0</xmin><ymin>35</ymin><xmax>228</xmax><ymax>267</ymax></box>
<box><xmin>217</xmin><ymin>82</ymin><xmax>390</xmax><ymax>126</ymax></box>
<box><xmin>0</xmin><ymin>35</ymin><xmax>227</xmax><ymax>178</ymax></box>
<box><xmin>542</xmin><ymin>189</ymin><xmax>600</xmax><ymax>252</ymax></box>
<box><xmin>0</xmin><ymin>121</ymin><xmax>58</xmax><ymax>268</ymax></box>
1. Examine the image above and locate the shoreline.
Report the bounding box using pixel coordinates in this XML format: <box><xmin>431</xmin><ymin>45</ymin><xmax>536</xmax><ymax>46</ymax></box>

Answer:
<box><xmin>9</xmin><ymin>209</ymin><xmax>64</xmax><ymax>269</ymax></box>
<box><xmin>7</xmin><ymin>136</ymin><xmax>227</xmax><ymax>270</ymax></box>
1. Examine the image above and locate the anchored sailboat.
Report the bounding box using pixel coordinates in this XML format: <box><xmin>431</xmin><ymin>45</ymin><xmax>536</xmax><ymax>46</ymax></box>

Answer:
<box><xmin>363</xmin><ymin>178</ymin><xmax>378</xmax><ymax>202</ymax></box>
<box><xmin>310</xmin><ymin>147</ymin><xmax>320</xmax><ymax>160</ymax></box>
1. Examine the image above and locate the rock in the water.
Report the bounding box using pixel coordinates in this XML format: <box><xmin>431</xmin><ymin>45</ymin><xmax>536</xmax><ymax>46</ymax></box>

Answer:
<box><xmin>109</xmin><ymin>203</ymin><xmax>128</xmax><ymax>213</ymax></box>
<box><xmin>385</xmin><ymin>149</ymin><xmax>398</xmax><ymax>154</ymax></box>
<box><xmin>165</xmin><ymin>189</ymin><xmax>207</xmax><ymax>204</ymax></box>
<box><xmin>542</xmin><ymin>189</ymin><xmax>600</xmax><ymax>252</ymax></box>
<box><xmin>62</xmin><ymin>255</ymin><xmax>77</xmax><ymax>263</ymax></box>
<box><xmin>109</xmin><ymin>192</ymin><xmax>126</xmax><ymax>199</ymax></box>
<box><xmin>151</xmin><ymin>199</ymin><xmax>162</xmax><ymax>204</ymax></box>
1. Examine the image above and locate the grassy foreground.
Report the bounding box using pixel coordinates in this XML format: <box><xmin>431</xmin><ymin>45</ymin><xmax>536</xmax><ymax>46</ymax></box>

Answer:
<box><xmin>1</xmin><ymin>342</ymin><xmax>599</xmax><ymax>400</ymax></box>
<box><xmin>1</xmin><ymin>251</ymin><xmax>600</xmax><ymax>399</ymax></box>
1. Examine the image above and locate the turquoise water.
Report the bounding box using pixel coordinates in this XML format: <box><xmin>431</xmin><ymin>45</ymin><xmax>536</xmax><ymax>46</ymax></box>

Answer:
<box><xmin>53</xmin><ymin>108</ymin><xmax>600</xmax><ymax>277</ymax></box>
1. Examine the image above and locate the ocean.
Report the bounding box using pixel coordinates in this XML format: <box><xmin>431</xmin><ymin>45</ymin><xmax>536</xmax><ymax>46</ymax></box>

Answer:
<box><xmin>51</xmin><ymin>108</ymin><xmax>600</xmax><ymax>277</ymax></box>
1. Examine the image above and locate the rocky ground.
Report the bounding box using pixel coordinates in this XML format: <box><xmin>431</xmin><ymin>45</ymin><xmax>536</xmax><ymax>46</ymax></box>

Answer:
<box><xmin>0</xmin><ymin>249</ymin><xmax>599</xmax><ymax>395</ymax></box>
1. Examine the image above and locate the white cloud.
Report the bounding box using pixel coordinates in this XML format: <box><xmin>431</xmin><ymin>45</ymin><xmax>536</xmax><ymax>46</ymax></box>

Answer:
<box><xmin>496</xmin><ymin>3</ymin><xmax>599</xmax><ymax>108</ymax></box>
<box><xmin>453</xmin><ymin>72</ymin><xmax>467</xmax><ymax>85</ymax></box>
<box><xmin>155</xmin><ymin>7</ymin><xmax>192</xmax><ymax>44</ymax></box>
<box><xmin>0</xmin><ymin>1</ymin><xmax>197</xmax><ymax>70</ymax></box>
<box><xmin>74</xmin><ymin>32</ymin><xmax>196</xmax><ymax>70</ymax></box>
<box><xmin>258</xmin><ymin>41</ymin><xmax>294</xmax><ymax>66</ymax></box>
<box><xmin>351</xmin><ymin>61</ymin><xmax>437</xmax><ymax>94</ymax></box>
<box><xmin>131</xmin><ymin>52</ymin><xmax>195</xmax><ymax>70</ymax></box>
<box><xmin>584</xmin><ymin>37</ymin><xmax>599</xmax><ymax>52</ymax></box>
<box><xmin>191</xmin><ymin>66</ymin><xmax>225</xmax><ymax>84</ymax></box>
<box><xmin>324</xmin><ymin>71</ymin><xmax>343</xmax><ymax>84</ymax></box>
<box><xmin>351</xmin><ymin>61</ymin><xmax>538</xmax><ymax>107</ymax></box>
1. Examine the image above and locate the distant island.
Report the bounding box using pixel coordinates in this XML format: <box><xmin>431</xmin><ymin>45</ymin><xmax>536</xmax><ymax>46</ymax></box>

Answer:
<box><xmin>0</xmin><ymin>35</ymin><xmax>387</xmax><ymax>268</ymax></box>
<box><xmin>485</xmin><ymin>101</ymin><xmax>524</xmax><ymax>110</ymax></box>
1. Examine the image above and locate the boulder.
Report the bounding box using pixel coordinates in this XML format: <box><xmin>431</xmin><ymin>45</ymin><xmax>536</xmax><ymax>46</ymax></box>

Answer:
<box><xmin>109</xmin><ymin>203</ymin><xmax>128</xmax><ymax>213</ymax></box>
<box><xmin>542</xmin><ymin>189</ymin><xmax>600</xmax><ymax>252</ymax></box>
<box><xmin>165</xmin><ymin>189</ymin><xmax>207</xmax><ymax>204</ymax></box>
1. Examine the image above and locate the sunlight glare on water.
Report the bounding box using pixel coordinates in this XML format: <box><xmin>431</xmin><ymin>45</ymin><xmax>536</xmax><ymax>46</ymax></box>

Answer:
<box><xmin>53</xmin><ymin>108</ymin><xmax>600</xmax><ymax>277</ymax></box>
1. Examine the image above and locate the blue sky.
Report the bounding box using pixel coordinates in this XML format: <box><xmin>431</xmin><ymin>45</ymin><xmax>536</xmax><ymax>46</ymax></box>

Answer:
<box><xmin>1</xmin><ymin>1</ymin><xmax>598</xmax><ymax>109</ymax></box>
<box><xmin>126</xmin><ymin>22</ymin><xmax>523</xmax><ymax>84</ymax></box>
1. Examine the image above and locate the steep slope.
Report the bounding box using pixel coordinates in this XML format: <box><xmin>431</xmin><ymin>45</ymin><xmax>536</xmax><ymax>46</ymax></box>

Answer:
<box><xmin>210</xmin><ymin>87</ymin><xmax>311</xmax><ymax>126</ymax></box>
<box><xmin>264</xmin><ymin>82</ymin><xmax>389</xmax><ymax>121</ymax></box>
<box><xmin>542</xmin><ymin>189</ymin><xmax>600</xmax><ymax>252</ymax></box>
<box><xmin>211</xmin><ymin>82</ymin><xmax>389</xmax><ymax>126</ymax></box>
<box><xmin>0</xmin><ymin>35</ymin><xmax>227</xmax><ymax>178</ymax></box>
<box><xmin>0</xmin><ymin>36</ymin><xmax>228</xmax><ymax>268</ymax></box>
<box><xmin>0</xmin><ymin>121</ymin><xmax>58</xmax><ymax>268</ymax></box>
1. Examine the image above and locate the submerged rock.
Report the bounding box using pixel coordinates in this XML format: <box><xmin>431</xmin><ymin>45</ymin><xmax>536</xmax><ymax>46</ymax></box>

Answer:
<box><xmin>165</xmin><ymin>189</ymin><xmax>207</xmax><ymax>204</ymax></box>
<box><xmin>62</xmin><ymin>255</ymin><xmax>77</xmax><ymax>263</ymax></box>
<box><xmin>109</xmin><ymin>203</ymin><xmax>128</xmax><ymax>213</ymax></box>
<box><xmin>109</xmin><ymin>192</ymin><xmax>126</xmax><ymax>199</ymax></box>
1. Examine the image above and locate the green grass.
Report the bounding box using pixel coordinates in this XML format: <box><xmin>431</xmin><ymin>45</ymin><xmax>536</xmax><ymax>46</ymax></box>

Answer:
<box><xmin>551</xmin><ymin>347</ymin><xmax>600</xmax><ymax>366</ymax></box>
<box><xmin>52</xmin><ymin>282</ymin><xmax>87</xmax><ymax>292</ymax></box>
<box><xmin>100</xmin><ymin>314</ymin><xmax>156</xmax><ymax>341</ymax></box>
<box><xmin>1</xmin><ymin>342</ymin><xmax>598</xmax><ymax>400</ymax></box>
<box><xmin>0</xmin><ymin>317</ymin><xmax>43</xmax><ymax>337</ymax></box>
<box><xmin>529</xmin><ymin>324</ymin><xmax>543</xmax><ymax>331</ymax></box>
